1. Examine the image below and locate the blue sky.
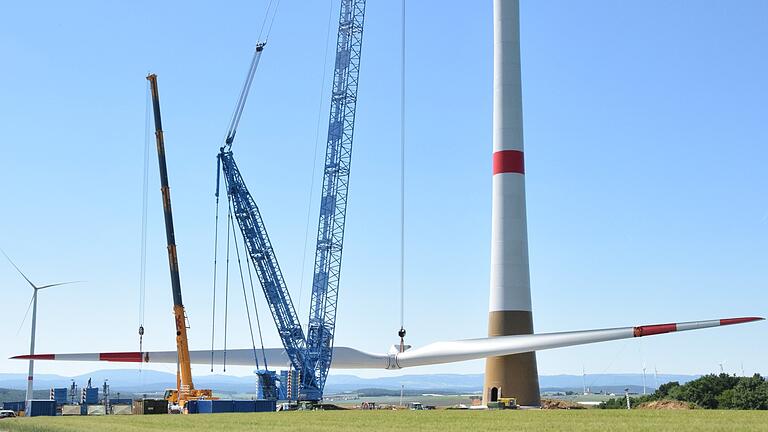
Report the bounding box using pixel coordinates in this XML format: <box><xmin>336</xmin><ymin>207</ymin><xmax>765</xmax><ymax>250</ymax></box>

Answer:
<box><xmin>0</xmin><ymin>0</ymin><xmax>765</xmax><ymax>383</ymax></box>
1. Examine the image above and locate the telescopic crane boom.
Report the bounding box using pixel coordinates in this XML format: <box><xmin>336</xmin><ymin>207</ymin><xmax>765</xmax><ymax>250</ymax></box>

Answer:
<box><xmin>147</xmin><ymin>73</ymin><xmax>213</xmax><ymax>409</ymax></box>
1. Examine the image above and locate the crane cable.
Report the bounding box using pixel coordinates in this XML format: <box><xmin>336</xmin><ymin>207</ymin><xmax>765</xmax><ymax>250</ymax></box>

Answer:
<box><xmin>398</xmin><ymin>0</ymin><xmax>407</xmax><ymax>352</ymax></box>
<box><xmin>242</xmin><ymin>230</ymin><xmax>270</xmax><ymax>370</ymax></box>
<box><xmin>138</xmin><ymin>79</ymin><xmax>152</xmax><ymax>366</ymax></box>
<box><xmin>223</xmin><ymin>194</ymin><xmax>233</xmax><ymax>372</ymax></box>
<box><xmin>227</xmin><ymin>197</ymin><xmax>261</xmax><ymax>371</ymax></box>
<box><xmin>210</xmin><ymin>157</ymin><xmax>222</xmax><ymax>372</ymax></box>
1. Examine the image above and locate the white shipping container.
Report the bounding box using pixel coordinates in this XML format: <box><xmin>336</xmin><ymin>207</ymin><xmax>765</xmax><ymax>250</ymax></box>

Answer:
<box><xmin>87</xmin><ymin>405</ymin><xmax>106</xmax><ymax>416</ymax></box>
<box><xmin>61</xmin><ymin>405</ymin><xmax>81</xmax><ymax>416</ymax></box>
<box><xmin>112</xmin><ymin>405</ymin><xmax>132</xmax><ymax>415</ymax></box>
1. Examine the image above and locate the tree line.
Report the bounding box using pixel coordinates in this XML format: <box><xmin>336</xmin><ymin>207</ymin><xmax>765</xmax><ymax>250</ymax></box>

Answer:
<box><xmin>598</xmin><ymin>373</ymin><xmax>768</xmax><ymax>410</ymax></box>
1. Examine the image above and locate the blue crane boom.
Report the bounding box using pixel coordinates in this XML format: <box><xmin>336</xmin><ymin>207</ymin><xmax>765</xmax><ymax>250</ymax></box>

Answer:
<box><xmin>218</xmin><ymin>150</ymin><xmax>320</xmax><ymax>398</ymax></box>
<box><xmin>216</xmin><ymin>0</ymin><xmax>367</xmax><ymax>401</ymax></box>
<box><xmin>306</xmin><ymin>0</ymin><xmax>366</xmax><ymax>394</ymax></box>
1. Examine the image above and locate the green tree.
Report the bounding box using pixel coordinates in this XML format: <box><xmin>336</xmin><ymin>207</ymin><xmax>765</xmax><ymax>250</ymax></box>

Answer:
<box><xmin>654</xmin><ymin>381</ymin><xmax>680</xmax><ymax>399</ymax></box>
<box><xmin>718</xmin><ymin>374</ymin><xmax>768</xmax><ymax>410</ymax></box>
<box><xmin>676</xmin><ymin>374</ymin><xmax>739</xmax><ymax>409</ymax></box>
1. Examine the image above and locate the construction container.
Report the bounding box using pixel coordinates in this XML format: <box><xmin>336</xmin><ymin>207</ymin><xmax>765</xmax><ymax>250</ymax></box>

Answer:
<box><xmin>82</xmin><ymin>388</ymin><xmax>99</xmax><ymax>405</ymax></box>
<box><xmin>2</xmin><ymin>401</ymin><xmax>25</xmax><ymax>413</ymax></box>
<box><xmin>50</xmin><ymin>388</ymin><xmax>68</xmax><ymax>405</ymax></box>
<box><xmin>27</xmin><ymin>400</ymin><xmax>56</xmax><ymax>417</ymax></box>
<box><xmin>132</xmin><ymin>399</ymin><xmax>167</xmax><ymax>415</ymax></box>
<box><xmin>61</xmin><ymin>405</ymin><xmax>81</xmax><ymax>416</ymax></box>
<box><xmin>87</xmin><ymin>405</ymin><xmax>106</xmax><ymax>416</ymax></box>
<box><xmin>185</xmin><ymin>400</ymin><xmax>199</xmax><ymax>414</ymax></box>
<box><xmin>254</xmin><ymin>400</ymin><xmax>276</xmax><ymax>412</ymax></box>
<box><xmin>109</xmin><ymin>398</ymin><xmax>133</xmax><ymax>406</ymax></box>
<box><xmin>112</xmin><ymin>405</ymin><xmax>132</xmax><ymax>415</ymax></box>
<box><xmin>233</xmin><ymin>400</ymin><xmax>257</xmax><ymax>413</ymax></box>
<box><xmin>197</xmin><ymin>400</ymin><xmax>233</xmax><ymax>414</ymax></box>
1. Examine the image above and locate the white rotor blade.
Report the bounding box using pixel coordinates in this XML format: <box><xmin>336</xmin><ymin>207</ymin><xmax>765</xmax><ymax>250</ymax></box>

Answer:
<box><xmin>11</xmin><ymin>317</ymin><xmax>762</xmax><ymax>370</ymax></box>
<box><xmin>37</xmin><ymin>281</ymin><xmax>82</xmax><ymax>290</ymax></box>
<box><xmin>15</xmin><ymin>293</ymin><xmax>35</xmax><ymax>336</ymax></box>
<box><xmin>1</xmin><ymin>249</ymin><xmax>37</xmax><ymax>289</ymax></box>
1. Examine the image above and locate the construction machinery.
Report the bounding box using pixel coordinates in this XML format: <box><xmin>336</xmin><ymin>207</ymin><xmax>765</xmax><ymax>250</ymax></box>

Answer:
<box><xmin>216</xmin><ymin>0</ymin><xmax>366</xmax><ymax>401</ymax></box>
<box><xmin>147</xmin><ymin>74</ymin><xmax>214</xmax><ymax>410</ymax></box>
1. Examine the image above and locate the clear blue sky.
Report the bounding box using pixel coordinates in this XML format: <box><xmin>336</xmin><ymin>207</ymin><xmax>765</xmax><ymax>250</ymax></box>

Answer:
<box><xmin>0</xmin><ymin>0</ymin><xmax>765</xmax><ymax>382</ymax></box>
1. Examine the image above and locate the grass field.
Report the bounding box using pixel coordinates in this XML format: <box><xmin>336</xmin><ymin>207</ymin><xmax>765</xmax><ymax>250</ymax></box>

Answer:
<box><xmin>1</xmin><ymin>410</ymin><xmax>767</xmax><ymax>432</ymax></box>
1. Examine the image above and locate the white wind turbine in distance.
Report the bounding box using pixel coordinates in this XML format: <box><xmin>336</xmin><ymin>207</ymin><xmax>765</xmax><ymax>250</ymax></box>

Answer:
<box><xmin>2</xmin><ymin>250</ymin><xmax>80</xmax><ymax>412</ymax></box>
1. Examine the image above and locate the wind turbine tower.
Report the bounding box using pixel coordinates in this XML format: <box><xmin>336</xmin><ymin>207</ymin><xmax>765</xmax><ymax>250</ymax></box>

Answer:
<box><xmin>483</xmin><ymin>0</ymin><xmax>541</xmax><ymax>406</ymax></box>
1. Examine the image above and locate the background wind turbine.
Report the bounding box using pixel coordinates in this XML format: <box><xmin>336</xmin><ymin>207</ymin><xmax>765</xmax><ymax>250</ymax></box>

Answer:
<box><xmin>1</xmin><ymin>250</ymin><xmax>79</xmax><ymax>412</ymax></box>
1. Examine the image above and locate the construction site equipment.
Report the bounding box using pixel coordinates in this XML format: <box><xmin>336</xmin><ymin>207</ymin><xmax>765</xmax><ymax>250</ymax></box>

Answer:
<box><xmin>61</xmin><ymin>405</ymin><xmax>81</xmax><ymax>416</ymax></box>
<box><xmin>498</xmin><ymin>397</ymin><xmax>518</xmax><ymax>409</ymax></box>
<box><xmin>26</xmin><ymin>400</ymin><xmax>55</xmax><ymax>417</ymax></box>
<box><xmin>217</xmin><ymin>0</ymin><xmax>367</xmax><ymax>402</ymax></box>
<box><xmin>146</xmin><ymin>74</ymin><xmax>214</xmax><ymax>409</ymax></box>
<box><xmin>132</xmin><ymin>399</ymin><xmax>168</xmax><ymax>415</ymax></box>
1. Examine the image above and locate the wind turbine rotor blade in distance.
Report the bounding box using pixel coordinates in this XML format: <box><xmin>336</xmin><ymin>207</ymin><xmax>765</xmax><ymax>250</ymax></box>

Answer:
<box><xmin>36</xmin><ymin>281</ymin><xmax>83</xmax><ymax>290</ymax></box>
<box><xmin>1</xmin><ymin>249</ymin><xmax>37</xmax><ymax>289</ymax></box>
<box><xmin>15</xmin><ymin>293</ymin><xmax>35</xmax><ymax>336</ymax></box>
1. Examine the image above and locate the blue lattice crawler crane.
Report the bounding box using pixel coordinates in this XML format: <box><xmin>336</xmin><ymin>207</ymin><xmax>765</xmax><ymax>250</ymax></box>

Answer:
<box><xmin>217</xmin><ymin>0</ymin><xmax>367</xmax><ymax>403</ymax></box>
<box><xmin>256</xmin><ymin>371</ymin><xmax>279</xmax><ymax>400</ymax></box>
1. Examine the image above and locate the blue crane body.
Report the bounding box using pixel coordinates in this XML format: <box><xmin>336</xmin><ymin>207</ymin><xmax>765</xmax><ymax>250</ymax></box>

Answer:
<box><xmin>217</xmin><ymin>0</ymin><xmax>367</xmax><ymax>401</ymax></box>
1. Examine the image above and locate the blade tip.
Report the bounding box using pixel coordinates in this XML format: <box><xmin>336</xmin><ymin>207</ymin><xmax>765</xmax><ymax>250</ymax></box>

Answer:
<box><xmin>720</xmin><ymin>317</ymin><xmax>765</xmax><ymax>326</ymax></box>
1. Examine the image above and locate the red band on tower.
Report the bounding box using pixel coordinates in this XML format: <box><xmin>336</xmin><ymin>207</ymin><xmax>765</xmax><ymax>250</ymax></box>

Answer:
<box><xmin>493</xmin><ymin>150</ymin><xmax>525</xmax><ymax>175</ymax></box>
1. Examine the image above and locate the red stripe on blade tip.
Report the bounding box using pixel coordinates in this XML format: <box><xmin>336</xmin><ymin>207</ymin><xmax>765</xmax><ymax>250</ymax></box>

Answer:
<box><xmin>493</xmin><ymin>150</ymin><xmax>525</xmax><ymax>175</ymax></box>
<box><xmin>633</xmin><ymin>323</ymin><xmax>677</xmax><ymax>337</ymax></box>
<box><xmin>12</xmin><ymin>354</ymin><xmax>55</xmax><ymax>360</ymax></box>
<box><xmin>720</xmin><ymin>317</ymin><xmax>764</xmax><ymax>325</ymax></box>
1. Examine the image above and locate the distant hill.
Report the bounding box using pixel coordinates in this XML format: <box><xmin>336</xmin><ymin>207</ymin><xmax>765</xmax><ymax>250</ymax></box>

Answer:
<box><xmin>0</xmin><ymin>389</ymin><xmax>50</xmax><ymax>404</ymax></box>
<box><xmin>0</xmin><ymin>370</ymin><xmax>702</xmax><ymax>396</ymax></box>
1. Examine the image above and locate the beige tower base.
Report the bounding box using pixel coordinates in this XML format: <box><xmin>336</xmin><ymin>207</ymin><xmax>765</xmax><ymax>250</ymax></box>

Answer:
<box><xmin>483</xmin><ymin>310</ymin><xmax>541</xmax><ymax>406</ymax></box>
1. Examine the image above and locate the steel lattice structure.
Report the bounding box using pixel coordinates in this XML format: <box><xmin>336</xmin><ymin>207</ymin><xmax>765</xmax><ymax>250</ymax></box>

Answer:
<box><xmin>306</xmin><ymin>0</ymin><xmax>366</xmax><ymax>395</ymax></box>
<box><xmin>217</xmin><ymin>0</ymin><xmax>366</xmax><ymax>401</ymax></box>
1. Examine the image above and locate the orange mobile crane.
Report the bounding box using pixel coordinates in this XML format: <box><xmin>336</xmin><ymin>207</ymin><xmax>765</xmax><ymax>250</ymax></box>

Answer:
<box><xmin>147</xmin><ymin>74</ymin><xmax>214</xmax><ymax>411</ymax></box>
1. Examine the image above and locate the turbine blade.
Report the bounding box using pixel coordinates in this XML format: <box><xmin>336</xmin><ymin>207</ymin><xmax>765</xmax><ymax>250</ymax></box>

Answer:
<box><xmin>15</xmin><ymin>293</ymin><xmax>35</xmax><ymax>336</ymax></box>
<box><xmin>9</xmin><ymin>317</ymin><xmax>763</xmax><ymax>370</ymax></box>
<box><xmin>0</xmin><ymin>249</ymin><xmax>36</xmax><ymax>289</ymax></box>
<box><xmin>37</xmin><ymin>281</ymin><xmax>83</xmax><ymax>290</ymax></box>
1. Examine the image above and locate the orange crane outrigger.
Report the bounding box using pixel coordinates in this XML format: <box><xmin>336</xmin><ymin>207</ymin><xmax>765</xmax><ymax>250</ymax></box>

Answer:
<box><xmin>147</xmin><ymin>73</ymin><xmax>214</xmax><ymax>411</ymax></box>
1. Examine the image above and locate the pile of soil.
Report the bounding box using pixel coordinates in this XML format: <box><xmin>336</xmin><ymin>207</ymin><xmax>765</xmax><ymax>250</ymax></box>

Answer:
<box><xmin>540</xmin><ymin>399</ymin><xmax>585</xmax><ymax>410</ymax></box>
<box><xmin>636</xmin><ymin>400</ymin><xmax>693</xmax><ymax>410</ymax></box>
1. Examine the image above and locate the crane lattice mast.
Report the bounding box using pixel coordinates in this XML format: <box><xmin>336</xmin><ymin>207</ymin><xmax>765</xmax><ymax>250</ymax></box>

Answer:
<box><xmin>306</xmin><ymin>0</ymin><xmax>366</xmax><ymax>395</ymax></box>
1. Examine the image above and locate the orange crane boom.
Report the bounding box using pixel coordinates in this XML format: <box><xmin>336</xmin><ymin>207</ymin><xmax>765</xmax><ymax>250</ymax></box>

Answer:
<box><xmin>147</xmin><ymin>73</ymin><xmax>213</xmax><ymax>410</ymax></box>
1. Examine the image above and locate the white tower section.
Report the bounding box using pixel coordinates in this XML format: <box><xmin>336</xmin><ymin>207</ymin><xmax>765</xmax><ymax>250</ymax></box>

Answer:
<box><xmin>483</xmin><ymin>0</ymin><xmax>541</xmax><ymax>406</ymax></box>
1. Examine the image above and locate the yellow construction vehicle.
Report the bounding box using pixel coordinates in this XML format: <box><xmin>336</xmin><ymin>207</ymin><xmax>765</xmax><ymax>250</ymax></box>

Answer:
<box><xmin>147</xmin><ymin>74</ymin><xmax>214</xmax><ymax>412</ymax></box>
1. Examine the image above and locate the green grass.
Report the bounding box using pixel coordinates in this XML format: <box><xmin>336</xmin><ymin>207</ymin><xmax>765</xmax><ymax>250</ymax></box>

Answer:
<box><xmin>1</xmin><ymin>410</ymin><xmax>767</xmax><ymax>432</ymax></box>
